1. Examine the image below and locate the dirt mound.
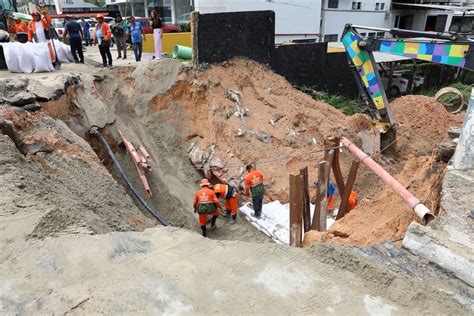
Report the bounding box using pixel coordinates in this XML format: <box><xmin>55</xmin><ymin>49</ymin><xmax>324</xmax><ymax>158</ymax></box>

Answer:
<box><xmin>391</xmin><ymin>95</ymin><xmax>464</xmax><ymax>156</ymax></box>
<box><xmin>147</xmin><ymin>59</ymin><xmax>361</xmax><ymax>201</ymax></box>
<box><xmin>1</xmin><ymin>58</ymin><xmax>462</xmax><ymax>247</ymax></box>
<box><xmin>307</xmin><ymin>154</ymin><xmax>446</xmax><ymax>246</ymax></box>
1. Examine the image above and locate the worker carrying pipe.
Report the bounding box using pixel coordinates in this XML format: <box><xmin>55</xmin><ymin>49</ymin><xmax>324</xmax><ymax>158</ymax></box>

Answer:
<box><xmin>341</xmin><ymin>137</ymin><xmax>435</xmax><ymax>224</ymax></box>
<box><xmin>193</xmin><ymin>179</ymin><xmax>222</xmax><ymax>237</ymax></box>
<box><xmin>214</xmin><ymin>183</ymin><xmax>239</xmax><ymax>224</ymax></box>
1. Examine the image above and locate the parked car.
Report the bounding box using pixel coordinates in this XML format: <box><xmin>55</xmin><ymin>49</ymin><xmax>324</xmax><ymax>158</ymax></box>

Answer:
<box><xmin>134</xmin><ymin>17</ymin><xmax>181</xmax><ymax>34</ymax></box>
<box><xmin>52</xmin><ymin>18</ymin><xmax>64</xmax><ymax>38</ymax></box>
<box><xmin>381</xmin><ymin>71</ymin><xmax>424</xmax><ymax>97</ymax></box>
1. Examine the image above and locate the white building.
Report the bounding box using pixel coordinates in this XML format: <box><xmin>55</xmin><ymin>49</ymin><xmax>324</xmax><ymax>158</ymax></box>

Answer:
<box><xmin>194</xmin><ymin>0</ymin><xmax>322</xmax><ymax>43</ymax></box>
<box><xmin>18</xmin><ymin>0</ymin><xmax>100</xmax><ymax>15</ymax></box>
<box><xmin>390</xmin><ymin>2</ymin><xmax>474</xmax><ymax>32</ymax></box>
<box><xmin>321</xmin><ymin>0</ymin><xmax>391</xmax><ymax>41</ymax></box>
<box><xmin>105</xmin><ymin>0</ymin><xmax>192</xmax><ymax>21</ymax></box>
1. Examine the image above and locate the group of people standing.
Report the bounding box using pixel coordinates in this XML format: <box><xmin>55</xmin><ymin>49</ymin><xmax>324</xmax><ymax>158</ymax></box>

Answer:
<box><xmin>100</xmin><ymin>10</ymin><xmax>163</xmax><ymax>67</ymax></box>
<box><xmin>193</xmin><ymin>164</ymin><xmax>265</xmax><ymax>237</ymax></box>
<box><xmin>6</xmin><ymin>8</ymin><xmax>165</xmax><ymax>68</ymax></box>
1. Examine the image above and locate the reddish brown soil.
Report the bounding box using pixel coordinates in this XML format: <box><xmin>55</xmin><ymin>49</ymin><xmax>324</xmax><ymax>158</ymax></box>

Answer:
<box><xmin>145</xmin><ymin>59</ymin><xmax>464</xmax><ymax>246</ymax></box>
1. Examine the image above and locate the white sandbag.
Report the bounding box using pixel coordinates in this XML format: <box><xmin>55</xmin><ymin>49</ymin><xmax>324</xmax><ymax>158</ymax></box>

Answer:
<box><xmin>53</xmin><ymin>39</ymin><xmax>74</xmax><ymax>63</ymax></box>
<box><xmin>239</xmin><ymin>201</ymin><xmax>335</xmax><ymax>246</ymax></box>
<box><xmin>31</xmin><ymin>42</ymin><xmax>55</xmax><ymax>72</ymax></box>
<box><xmin>2</xmin><ymin>42</ymin><xmax>54</xmax><ymax>73</ymax></box>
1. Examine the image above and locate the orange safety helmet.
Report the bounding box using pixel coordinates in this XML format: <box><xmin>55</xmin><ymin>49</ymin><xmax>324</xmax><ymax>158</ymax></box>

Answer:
<box><xmin>199</xmin><ymin>179</ymin><xmax>211</xmax><ymax>187</ymax></box>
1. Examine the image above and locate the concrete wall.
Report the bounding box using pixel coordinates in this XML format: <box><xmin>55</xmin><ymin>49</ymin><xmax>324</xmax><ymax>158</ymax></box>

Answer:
<box><xmin>271</xmin><ymin>43</ymin><xmax>359</xmax><ymax>98</ymax></box>
<box><xmin>194</xmin><ymin>10</ymin><xmax>275</xmax><ymax>65</ymax></box>
<box><xmin>142</xmin><ymin>32</ymin><xmax>192</xmax><ymax>54</ymax></box>
<box><xmin>194</xmin><ymin>0</ymin><xmax>321</xmax><ymax>43</ymax></box>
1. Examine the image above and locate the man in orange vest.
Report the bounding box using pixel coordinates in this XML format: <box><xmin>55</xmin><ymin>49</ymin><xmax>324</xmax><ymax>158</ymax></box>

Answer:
<box><xmin>28</xmin><ymin>9</ymin><xmax>51</xmax><ymax>43</ymax></box>
<box><xmin>214</xmin><ymin>183</ymin><xmax>239</xmax><ymax>224</ymax></box>
<box><xmin>193</xmin><ymin>179</ymin><xmax>221</xmax><ymax>237</ymax></box>
<box><xmin>94</xmin><ymin>14</ymin><xmax>113</xmax><ymax>68</ymax></box>
<box><xmin>28</xmin><ymin>9</ymin><xmax>56</xmax><ymax>64</ymax></box>
<box><xmin>244</xmin><ymin>164</ymin><xmax>265</xmax><ymax>219</ymax></box>
<box><xmin>11</xmin><ymin>17</ymin><xmax>28</xmax><ymax>43</ymax></box>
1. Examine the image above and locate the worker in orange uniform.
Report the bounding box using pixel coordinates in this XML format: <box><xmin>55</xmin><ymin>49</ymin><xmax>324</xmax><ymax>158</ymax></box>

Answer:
<box><xmin>94</xmin><ymin>14</ymin><xmax>113</xmax><ymax>68</ymax></box>
<box><xmin>28</xmin><ymin>9</ymin><xmax>51</xmax><ymax>43</ymax></box>
<box><xmin>193</xmin><ymin>179</ymin><xmax>221</xmax><ymax>237</ymax></box>
<box><xmin>244</xmin><ymin>164</ymin><xmax>265</xmax><ymax>218</ymax></box>
<box><xmin>214</xmin><ymin>183</ymin><xmax>239</xmax><ymax>224</ymax></box>
<box><xmin>11</xmin><ymin>17</ymin><xmax>28</xmax><ymax>43</ymax></box>
<box><xmin>28</xmin><ymin>8</ymin><xmax>56</xmax><ymax>63</ymax></box>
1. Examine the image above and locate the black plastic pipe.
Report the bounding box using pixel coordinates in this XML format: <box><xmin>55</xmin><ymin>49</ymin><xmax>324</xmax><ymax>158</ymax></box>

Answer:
<box><xmin>94</xmin><ymin>130</ymin><xmax>169</xmax><ymax>226</ymax></box>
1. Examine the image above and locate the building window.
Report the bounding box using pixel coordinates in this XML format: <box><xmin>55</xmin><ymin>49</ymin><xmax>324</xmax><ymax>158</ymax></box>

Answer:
<box><xmin>324</xmin><ymin>34</ymin><xmax>338</xmax><ymax>42</ymax></box>
<box><xmin>376</xmin><ymin>31</ymin><xmax>385</xmax><ymax>37</ymax></box>
<box><xmin>375</xmin><ymin>3</ymin><xmax>379</xmax><ymax>10</ymax></box>
<box><xmin>328</xmin><ymin>0</ymin><xmax>339</xmax><ymax>9</ymax></box>
<box><xmin>381</xmin><ymin>3</ymin><xmax>385</xmax><ymax>10</ymax></box>
<box><xmin>352</xmin><ymin>2</ymin><xmax>362</xmax><ymax>10</ymax></box>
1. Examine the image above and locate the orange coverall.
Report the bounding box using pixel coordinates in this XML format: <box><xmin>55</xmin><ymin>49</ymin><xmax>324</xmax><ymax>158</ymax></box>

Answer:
<box><xmin>213</xmin><ymin>183</ymin><xmax>238</xmax><ymax>215</ymax></box>
<box><xmin>193</xmin><ymin>187</ymin><xmax>221</xmax><ymax>226</ymax></box>
<box><xmin>349</xmin><ymin>191</ymin><xmax>357</xmax><ymax>211</ymax></box>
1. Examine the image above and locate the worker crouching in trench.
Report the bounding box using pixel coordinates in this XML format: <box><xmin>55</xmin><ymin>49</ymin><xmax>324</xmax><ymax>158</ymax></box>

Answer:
<box><xmin>214</xmin><ymin>183</ymin><xmax>239</xmax><ymax>224</ymax></box>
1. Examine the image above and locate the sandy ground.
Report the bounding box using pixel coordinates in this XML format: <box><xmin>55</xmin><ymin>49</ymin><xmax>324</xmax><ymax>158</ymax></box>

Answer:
<box><xmin>0</xmin><ymin>52</ymin><xmax>472</xmax><ymax>313</ymax></box>
<box><xmin>1</xmin><ymin>55</ymin><xmax>464</xmax><ymax>246</ymax></box>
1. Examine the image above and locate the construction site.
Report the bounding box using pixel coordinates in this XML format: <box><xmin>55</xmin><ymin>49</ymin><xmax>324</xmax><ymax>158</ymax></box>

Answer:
<box><xmin>1</xmin><ymin>10</ymin><xmax>473</xmax><ymax>315</ymax></box>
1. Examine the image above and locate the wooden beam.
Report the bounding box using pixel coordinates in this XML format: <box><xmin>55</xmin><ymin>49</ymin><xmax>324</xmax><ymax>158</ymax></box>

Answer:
<box><xmin>311</xmin><ymin>161</ymin><xmax>328</xmax><ymax>231</ymax></box>
<box><xmin>289</xmin><ymin>174</ymin><xmax>303</xmax><ymax>247</ymax></box>
<box><xmin>320</xmin><ymin>158</ymin><xmax>331</xmax><ymax>232</ymax></box>
<box><xmin>329</xmin><ymin>137</ymin><xmax>345</xmax><ymax>198</ymax></box>
<box><xmin>337</xmin><ymin>160</ymin><xmax>360</xmax><ymax>220</ymax></box>
<box><xmin>325</xmin><ymin>149</ymin><xmax>334</xmax><ymax>184</ymax></box>
<box><xmin>300</xmin><ymin>167</ymin><xmax>311</xmax><ymax>233</ymax></box>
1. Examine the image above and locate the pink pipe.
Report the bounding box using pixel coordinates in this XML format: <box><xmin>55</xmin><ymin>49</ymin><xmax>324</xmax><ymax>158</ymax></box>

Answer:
<box><xmin>138</xmin><ymin>145</ymin><xmax>150</xmax><ymax>159</ymax></box>
<box><xmin>341</xmin><ymin>137</ymin><xmax>435</xmax><ymax>224</ymax></box>
<box><xmin>118</xmin><ymin>130</ymin><xmax>153</xmax><ymax>198</ymax></box>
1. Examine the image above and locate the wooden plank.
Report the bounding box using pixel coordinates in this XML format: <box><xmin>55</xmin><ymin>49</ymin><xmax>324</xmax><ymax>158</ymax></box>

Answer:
<box><xmin>300</xmin><ymin>167</ymin><xmax>311</xmax><ymax>233</ymax></box>
<box><xmin>320</xmin><ymin>158</ymin><xmax>331</xmax><ymax>232</ymax></box>
<box><xmin>289</xmin><ymin>174</ymin><xmax>303</xmax><ymax>247</ymax></box>
<box><xmin>325</xmin><ymin>149</ymin><xmax>335</xmax><ymax>184</ymax></box>
<box><xmin>330</xmin><ymin>137</ymin><xmax>345</xmax><ymax>198</ymax></box>
<box><xmin>311</xmin><ymin>161</ymin><xmax>327</xmax><ymax>231</ymax></box>
<box><xmin>336</xmin><ymin>160</ymin><xmax>360</xmax><ymax>220</ymax></box>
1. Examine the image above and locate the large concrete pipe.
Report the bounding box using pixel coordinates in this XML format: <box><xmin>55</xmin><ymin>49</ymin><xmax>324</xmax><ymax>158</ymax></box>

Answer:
<box><xmin>341</xmin><ymin>137</ymin><xmax>435</xmax><ymax>225</ymax></box>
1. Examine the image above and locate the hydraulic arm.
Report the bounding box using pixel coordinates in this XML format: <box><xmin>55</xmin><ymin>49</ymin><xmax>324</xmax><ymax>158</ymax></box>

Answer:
<box><xmin>341</xmin><ymin>24</ymin><xmax>474</xmax><ymax>150</ymax></box>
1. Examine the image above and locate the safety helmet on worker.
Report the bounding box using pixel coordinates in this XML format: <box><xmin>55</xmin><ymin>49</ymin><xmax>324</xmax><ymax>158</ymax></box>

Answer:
<box><xmin>199</xmin><ymin>179</ymin><xmax>211</xmax><ymax>187</ymax></box>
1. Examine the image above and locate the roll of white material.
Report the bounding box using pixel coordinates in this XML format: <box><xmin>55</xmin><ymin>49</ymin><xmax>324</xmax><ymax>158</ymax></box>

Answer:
<box><xmin>2</xmin><ymin>42</ymin><xmax>54</xmax><ymax>73</ymax></box>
